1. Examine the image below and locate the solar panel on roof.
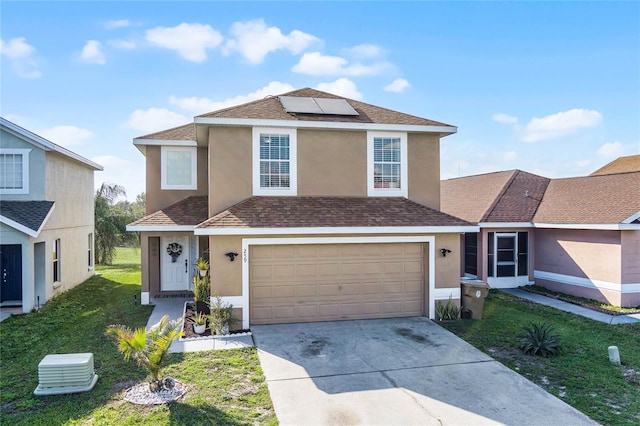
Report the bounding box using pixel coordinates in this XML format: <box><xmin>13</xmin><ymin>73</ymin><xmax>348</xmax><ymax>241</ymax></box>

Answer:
<box><xmin>279</xmin><ymin>96</ymin><xmax>359</xmax><ymax>116</ymax></box>
<box><xmin>314</xmin><ymin>98</ymin><xmax>359</xmax><ymax>115</ymax></box>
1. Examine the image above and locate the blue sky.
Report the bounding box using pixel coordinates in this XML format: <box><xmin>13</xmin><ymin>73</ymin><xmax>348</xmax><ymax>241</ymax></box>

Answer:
<box><xmin>2</xmin><ymin>1</ymin><xmax>639</xmax><ymax>200</ymax></box>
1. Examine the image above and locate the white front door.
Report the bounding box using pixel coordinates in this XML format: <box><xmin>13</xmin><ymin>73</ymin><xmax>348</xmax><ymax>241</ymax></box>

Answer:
<box><xmin>161</xmin><ymin>236</ymin><xmax>190</xmax><ymax>291</ymax></box>
<box><xmin>488</xmin><ymin>232</ymin><xmax>530</xmax><ymax>288</ymax></box>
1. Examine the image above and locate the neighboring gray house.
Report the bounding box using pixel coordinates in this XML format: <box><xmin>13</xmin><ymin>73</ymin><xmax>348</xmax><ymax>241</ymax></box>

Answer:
<box><xmin>0</xmin><ymin>118</ymin><xmax>103</xmax><ymax>313</ymax></box>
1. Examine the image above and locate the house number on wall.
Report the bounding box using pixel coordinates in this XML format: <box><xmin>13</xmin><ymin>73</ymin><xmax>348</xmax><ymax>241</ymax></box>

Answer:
<box><xmin>243</xmin><ymin>249</ymin><xmax>248</xmax><ymax>263</ymax></box>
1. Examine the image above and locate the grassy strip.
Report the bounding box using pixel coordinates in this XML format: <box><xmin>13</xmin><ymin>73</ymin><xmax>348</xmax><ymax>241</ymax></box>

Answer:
<box><xmin>523</xmin><ymin>284</ymin><xmax>640</xmax><ymax>314</ymax></box>
<box><xmin>440</xmin><ymin>290</ymin><xmax>640</xmax><ymax>426</ymax></box>
<box><xmin>0</xmin><ymin>248</ymin><xmax>276</xmax><ymax>425</ymax></box>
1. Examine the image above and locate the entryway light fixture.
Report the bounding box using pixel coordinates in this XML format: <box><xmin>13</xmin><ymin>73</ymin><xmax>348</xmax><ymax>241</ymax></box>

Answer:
<box><xmin>225</xmin><ymin>252</ymin><xmax>238</xmax><ymax>261</ymax></box>
<box><xmin>440</xmin><ymin>248</ymin><xmax>452</xmax><ymax>257</ymax></box>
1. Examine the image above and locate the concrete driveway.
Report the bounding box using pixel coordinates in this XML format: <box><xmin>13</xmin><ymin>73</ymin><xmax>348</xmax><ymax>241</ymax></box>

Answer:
<box><xmin>253</xmin><ymin>318</ymin><xmax>596</xmax><ymax>425</ymax></box>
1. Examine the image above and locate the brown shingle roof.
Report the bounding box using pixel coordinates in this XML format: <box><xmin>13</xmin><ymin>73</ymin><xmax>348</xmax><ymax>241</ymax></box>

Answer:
<box><xmin>441</xmin><ymin>170</ymin><xmax>549</xmax><ymax>223</ymax></box>
<box><xmin>590</xmin><ymin>155</ymin><xmax>640</xmax><ymax>176</ymax></box>
<box><xmin>533</xmin><ymin>172</ymin><xmax>640</xmax><ymax>224</ymax></box>
<box><xmin>197</xmin><ymin>196</ymin><xmax>472</xmax><ymax>229</ymax></box>
<box><xmin>197</xmin><ymin>88</ymin><xmax>455</xmax><ymax>128</ymax></box>
<box><xmin>135</xmin><ymin>123</ymin><xmax>196</xmax><ymax>141</ymax></box>
<box><xmin>129</xmin><ymin>196</ymin><xmax>208</xmax><ymax>227</ymax></box>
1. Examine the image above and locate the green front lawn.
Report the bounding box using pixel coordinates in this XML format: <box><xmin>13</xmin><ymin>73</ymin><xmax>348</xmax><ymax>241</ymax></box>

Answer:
<box><xmin>0</xmin><ymin>248</ymin><xmax>276</xmax><ymax>425</ymax></box>
<box><xmin>440</xmin><ymin>290</ymin><xmax>640</xmax><ymax>426</ymax></box>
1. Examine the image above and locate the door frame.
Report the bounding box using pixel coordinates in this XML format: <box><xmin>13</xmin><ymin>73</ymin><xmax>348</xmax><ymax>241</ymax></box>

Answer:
<box><xmin>240</xmin><ymin>236</ymin><xmax>436</xmax><ymax>329</ymax></box>
<box><xmin>160</xmin><ymin>236</ymin><xmax>192</xmax><ymax>292</ymax></box>
<box><xmin>1</xmin><ymin>244</ymin><xmax>23</xmax><ymax>304</ymax></box>
<box><xmin>488</xmin><ymin>232</ymin><xmax>530</xmax><ymax>288</ymax></box>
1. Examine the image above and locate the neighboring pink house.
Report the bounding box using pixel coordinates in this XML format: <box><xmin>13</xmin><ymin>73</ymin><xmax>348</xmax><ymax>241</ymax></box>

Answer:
<box><xmin>441</xmin><ymin>156</ymin><xmax>640</xmax><ymax>307</ymax></box>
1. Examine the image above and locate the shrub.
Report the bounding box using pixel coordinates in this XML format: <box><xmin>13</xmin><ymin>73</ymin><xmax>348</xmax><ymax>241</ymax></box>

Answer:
<box><xmin>519</xmin><ymin>321</ymin><xmax>563</xmax><ymax>357</ymax></box>
<box><xmin>436</xmin><ymin>295</ymin><xmax>460</xmax><ymax>321</ymax></box>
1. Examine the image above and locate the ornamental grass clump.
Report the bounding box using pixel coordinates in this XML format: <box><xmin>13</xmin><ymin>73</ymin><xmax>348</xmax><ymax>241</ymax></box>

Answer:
<box><xmin>519</xmin><ymin>321</ymin><xmax>563</xmax><ymax>357</ymax></box>
<box><xmin>436</xmin><ymin>295</ymin><xmax>460</xmax><ymax>321</ymax></box>
<box><xmin>105</xmin><ymin>314</ymin><xmax>184</xmax><ymax>391</ymax></box>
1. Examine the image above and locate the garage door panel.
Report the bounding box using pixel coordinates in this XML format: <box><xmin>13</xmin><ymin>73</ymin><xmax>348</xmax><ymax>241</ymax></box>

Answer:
<box><xmin>250</xmin><ymin>243</ymin><xmax>425</xmax><ymax>324</ymax></box>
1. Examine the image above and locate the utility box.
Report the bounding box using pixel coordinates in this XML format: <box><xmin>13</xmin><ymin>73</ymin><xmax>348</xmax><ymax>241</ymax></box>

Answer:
<box><xmin>460</xmin><ymin>280</ymin><xmax>490</xmax><ymax>319</ymax></box>
<box><xmin>34</xmin><ymin>353</ymin><xmax>98</xmax><ymax>396</ymax></box>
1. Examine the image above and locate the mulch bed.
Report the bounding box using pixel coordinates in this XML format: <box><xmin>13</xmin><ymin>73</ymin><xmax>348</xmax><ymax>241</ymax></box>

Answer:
<box><xmin>183</xmin><ymin>303</ymin><xmax>250</xmax><ymax>339</ymax></box>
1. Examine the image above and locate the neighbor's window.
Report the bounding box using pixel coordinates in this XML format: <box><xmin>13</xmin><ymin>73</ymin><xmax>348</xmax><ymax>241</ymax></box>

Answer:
<box><xmin>367</xmin><ymin>132</ymin><xmax>407</xmax><ymax>197</ymax></box>
<box><xmin>53</xmin><ymin>239</ymin><xmax>61</xmax><ymax>282</ymax></box>
<box><xmin>88</xmin><ymin>233</ymin><xmax>93</xmax><ymax>267</ymax></box>
<box><xmin>0</xmin><ymin>149</ymin><xmax>31</xmax><ymax>194</ymax></box>
<box><xmin>161</xmin><ymin>146</ymin><xmax>197</xmax><ymax>190</ymax></box>
<box><xmin>252</xmin><ymin>127</ymin><xmax>297</xmax><ymax>196</ymax></box>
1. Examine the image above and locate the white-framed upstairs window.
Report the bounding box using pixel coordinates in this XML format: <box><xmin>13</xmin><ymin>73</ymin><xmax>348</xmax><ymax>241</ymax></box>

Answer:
<box><xmin>161</xmin><ymin>146</ymin><xmax>197</xmax><ymax>190</ymax></box>
<box><xmin>367</xmin><ymin>131</ymin><xmax>408</xmax><ymax>197</ymax></box>
<box><xmin>252</xmin><ymin>127</ymin><xmax>297</xmax><ymax>196</ymax></box>
<box><xmin>0</xmin><ymin>149</ymin><xmax>31</xmax><ymax>194</ymax></box>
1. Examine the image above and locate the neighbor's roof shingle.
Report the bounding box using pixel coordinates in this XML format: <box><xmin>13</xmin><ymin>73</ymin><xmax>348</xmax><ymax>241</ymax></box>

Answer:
<box><xmin>196</xmin><ymin>196</ymin><xmax>472</xmax><ymax>229</ymax></box>
<box><xmin>0</xmin><ymin>200</ymin><xmax>55</xmax><ymax>234</ymax></box>
<box><xmin>128</xmin><ymin>196</ymin><xmax>208</xmax><ymax>227</ymax></box>
<box><xmin>135</xmin><ymin>123</ymin><xmax>196</xmax><ymax>141</ymax></box>
<box><xmin>590</xmin><ymin>154</ymin><xmax>640</xmax><ymax>176</ymax></box>
<box><xmin>441</xmin><ymin>170</ymin><xmax>549</xmax><ymax>223</ymax></box>
<box><xmin>533</xmin><ymin>172</ymin><xmax>640</xmax><ymax>224</ymax></box>
<box><xmin>197</xmin><ymin>88</ymin><xmax>455</xmax><ymax>128</ymax></box>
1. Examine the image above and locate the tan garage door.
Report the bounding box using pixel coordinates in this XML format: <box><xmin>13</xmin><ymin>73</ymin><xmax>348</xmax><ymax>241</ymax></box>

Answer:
<box><xmin>250</xmin><ymin>243</ymin><xmax>425</xmax><ymax>324</ymax></box>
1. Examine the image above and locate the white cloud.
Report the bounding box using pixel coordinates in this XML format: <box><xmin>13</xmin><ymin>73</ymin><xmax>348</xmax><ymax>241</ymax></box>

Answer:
<box><xmin>80</xmin><ymin>40</ymin><xmax>106</xmax><ymax>64</ymax></box>
<box><xmin>92</xmin><ymin>155</ymin><xmax>145</xmax><ymax>199</ymax></box>
<box><xmin>522</xmin><ymin>108</ymin><xmax>602</xmax><ymax>142</ymax></box>
<box><xmin>597</xmin><ymin>141</ymin><xmax>625</xmax><ymax>159</ymax></box>
<box><xmin>124</xmin><ymin>108</ymin><xmax>189</xmax><ymax>133</ymax></box>
<box><xmin>384</xmin><ymin>78</ymin><xmax>410</xmax><ymax>93</ymax></box>
<box><xmin>315</xmin><ymin>78</ymin><xmax>362</xmax><ymax>100</ymax></box>
<box><xmin>108</xmin><ymin>39</ymin><xmax>136</xmax><ymax>50</ymax></box>
<box><xmin>39</xmin><ymin>125</ymin><xmax>94</xmax><ymax>148</ymax></box>
<box><xmin>343</xmin><ymin>44</ymin><xmax>384</xmax><ymax>59</ymax></box>
<box><xmin>0</xmin><ymin>37</ymin><xmax>41</xmax><ymax>78</ymax></box>
<box><xmin>105</xmin><ymin>19</ymin><xmax>132</xmax><ymax>29</ymax></box>
<box><xmin>224</xmin><ymin>19</ymin><xmax>319</xmax><ymax>64</ymax></box>
<box><xmin>502</xmin><ymin>151</ymin><xmax>517</xmax><ymax>162</ymax></box>
<box><xmin>146</xmin><ymin>23</ymin><xmax>223</xmax><ymax>63</ymax></box>
<box><xmin>492</xmin><ymin>113</ymin><xmax>518</xmax><ymax>124</ymax></box>
<box><xmin>292</xmin><ymin>52</ymin><xmax>388</xmax><ymax>76</ymax></box>
<box><xmin>170</xmin><ymin>81</ymin><xmax>295</xmax><ymax>113</ymax></box>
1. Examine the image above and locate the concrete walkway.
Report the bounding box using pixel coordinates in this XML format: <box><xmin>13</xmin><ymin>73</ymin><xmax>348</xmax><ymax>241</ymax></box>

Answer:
<box><xmin>0</xmin><ymin>306</ymin><xmax>22</xmax><ymax>323</ymax></box>
<box><xmin>145</xmin><ymin>297</ymin><xmax>254</xmax><ymax>352</ymax></box>
<box><xmin>501</xmin><ymin>288</ymin><xmax>640</xmax><ymax>324</ymax></box>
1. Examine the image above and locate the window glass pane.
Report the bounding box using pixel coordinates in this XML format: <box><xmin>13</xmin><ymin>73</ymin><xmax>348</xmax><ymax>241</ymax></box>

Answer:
<box><xmin>280</xmin><ymin>162</ymin><xmax>289</xmax><ymax>174</ymax></box>
<box><xmin>497</xmin><ymin>264</ymin><xmax>515</xmax><ymax>277</ymax></box>
<box><xmin>270</xmin><ymin>162</ymin><xmax>280</xmax><ymax>174</ymax></box>
<box><xmin>0</xmin><ymin>154</ymin><xmax>24</xmax><ymax>189</ymax></box>
<box><xmin>258</xmin><ymin>133</ymin><xmax>291</xmax><ymax>189</ymax></box>
<box><xmin>166</xmin><ymin>150</ymin><xmax>192</xmax><ymax>185</ymax></box>
<box><xmin>260</xmin><ymin>175</ymin><xmax>269</xmax><ymax>187</ymax></box>
<box><xmin>280</xmin><ymin>147</ymin><xmax>289</xmax><ymax>160</ymax></box>
<box><xmin>487</xmin><ymin>232</ymin><xmax>494</xmax><ymax>277</ymax></box>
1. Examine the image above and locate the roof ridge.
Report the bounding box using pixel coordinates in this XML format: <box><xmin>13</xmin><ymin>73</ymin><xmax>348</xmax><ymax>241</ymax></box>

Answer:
<box><xmin>481</xmin><ymin>170</ymin><xmax>518</xmax><ymax>222</ymax></box>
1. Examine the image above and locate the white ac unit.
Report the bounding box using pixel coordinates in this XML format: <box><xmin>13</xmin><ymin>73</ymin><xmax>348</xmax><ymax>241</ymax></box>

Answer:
<box><xmin>34</xmin><ymin>353</ymin><xmax>98</xmax><ymax>396</ymax></box>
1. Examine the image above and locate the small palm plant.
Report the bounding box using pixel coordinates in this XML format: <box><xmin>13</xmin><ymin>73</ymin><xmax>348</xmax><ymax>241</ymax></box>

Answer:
<box><xmin>105</xmin><ymin>315</ymin><xmax>184</xmax><ymax>391</ymax></box>
<box><xmin>519</xmin><ymin>321</ymin><xmax>563</xmax><ymax>357</ymax></box>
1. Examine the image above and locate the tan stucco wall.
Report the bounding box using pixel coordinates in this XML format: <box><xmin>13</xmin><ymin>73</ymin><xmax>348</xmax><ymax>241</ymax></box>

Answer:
<box><xmin>297</xmin><ymin>129</ymin><xmax>367</xmax><ymax>196</ymax></box>
<box><xmin>209</xmin><ymin>127</ymin><xmax>253</xmax><ymax>215</ymax></box>
<box><xmin>206</xmin><ymin>126</ymin><xmax>442</xmax><ymax>215</ymax></box>
<box><xmin>209</xmin><ymin>232</ymin><xmax>462</xmax><ymax>301</ymax></box>
<box><xmin>145</xmin><ymin>146</ymin><xmax>209</xmax><ymax>214</ymax></box>
<box><xmin>535</xmin><ymin>229</ymin><xmax>622</xmax><ymax>283</ymax></box>
<box><xmin>408</xmin><ymin>133</ymin><xmax>440</xmax><ymax>209</ymax></box>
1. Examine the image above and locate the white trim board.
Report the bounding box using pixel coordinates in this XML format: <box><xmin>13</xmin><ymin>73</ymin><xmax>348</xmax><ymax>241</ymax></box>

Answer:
<box><xmin>533</xmin><ymin>223</ymin><xmax>640</xmax><ymax>231</ymax></box>
<box><xmin>126</xmin><ymin>225</ymin><xmax>195</xmax><ymax>232</ymax></box>
<box><xmin>534</xmin><ymin>270</ymin><xmax>640</xmax><ymax>294</ymax></box>
<box><xmin>239</xmin><ymin>235</ymin><xmax>437</xmax><ymax>328</ymax></box>
<box><xmin>195</xmin><ymin>117</ymin><xmax>457</xmax><ymax>135</ymax></box>
<box><xmin>479</xmin><ymin>222</ymin><xmax>534</xmax><ymax>228</ymax></box>
<box><xmin>195</xmin><ymin>225</ymin><xmax>478</xmax><ymax>235</ymax></box>
<box><xmin>433</xmin><ymin>288</ymin><xmax>461</xmax><ymax>300</ymax></box>
<box><xmin>622</xmin><ymin>211</ymin><xmax>640</xmax><ymax>224</ymax></box>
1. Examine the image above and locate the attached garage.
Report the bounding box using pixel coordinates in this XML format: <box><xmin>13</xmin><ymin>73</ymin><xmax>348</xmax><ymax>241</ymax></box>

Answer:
<box><xmin>249</xmin><ymin>242</ymin><xmax>426</xmax><ymax>324</ymax></box>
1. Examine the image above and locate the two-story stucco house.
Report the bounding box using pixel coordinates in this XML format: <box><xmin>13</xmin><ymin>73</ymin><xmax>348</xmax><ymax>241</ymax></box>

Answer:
<box><xmin>128</xmin><ymin>88</ymin><xmax>477</xmax><ymax>328</ymax></box>
<box><xmin>0</xmin><ymin>118</ymin><xmax>103</xmax><ymax>313</ymax></box>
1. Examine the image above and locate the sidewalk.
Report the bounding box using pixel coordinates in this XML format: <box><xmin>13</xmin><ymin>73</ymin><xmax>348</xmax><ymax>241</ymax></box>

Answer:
<box><xmin>501</xmin><ymin>288</ymin><xmax>640</xmax><ymax>325</ymax></box>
